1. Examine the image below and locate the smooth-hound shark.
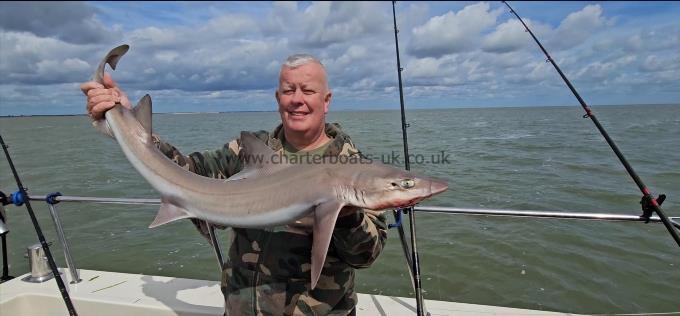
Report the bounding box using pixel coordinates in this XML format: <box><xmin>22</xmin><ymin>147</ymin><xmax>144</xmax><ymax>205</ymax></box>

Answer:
<box><xmin>92</xmin><ymin>45</ymin><xmax>448</xmax><ymax>288</ymax></box>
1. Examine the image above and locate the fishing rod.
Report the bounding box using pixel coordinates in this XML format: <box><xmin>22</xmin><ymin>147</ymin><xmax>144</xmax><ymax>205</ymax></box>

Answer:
<box><xmin>502</xmin><ymin>1</ymin><xmax>680</xmax><ymax>248</ymax></box>
<box><xmin>0</xmin><ymin>134</ymin><xmax>79</xmax><ymax>315</ymax></box>
<box><xmin>23</xmin><ymin>193</ymin><xmax>680</xmax><ymax>228</ymax></box>
<box><xmin>389</xmin><ymin>1</ymin><xmax>416</xmax><ymax>275</ymax></box>
<box><xmin>391</xmin><ymin>2</ymin><xmax>426</xmax><ymax>315</ymax></box>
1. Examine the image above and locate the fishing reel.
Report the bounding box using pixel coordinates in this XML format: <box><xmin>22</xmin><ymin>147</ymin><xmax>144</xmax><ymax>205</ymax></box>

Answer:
<box><xmin>640</xmin><ymin>194</ymin><xmax>666</xmax><ymax>223</ymax></box>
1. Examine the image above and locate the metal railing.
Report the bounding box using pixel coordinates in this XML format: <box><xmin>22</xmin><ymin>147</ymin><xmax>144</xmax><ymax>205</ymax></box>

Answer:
<box><xmin>29</xmin><ymin>194</ymin><xmax>679</xmax><ymax>226</ymax></box>
<box><xmin>24</xmin><ymin>193</ymin><xmax>679</xmax><ymax>285</ymax></box>
<box><xmin>46</xmin><ymin>203</ymin><xmax>81</xmax><ymax>283</ymax></box>
<box><xmin>414</xmin><ymin>206</ymin><xmax>680</xmax><ymax>228</ymax></box>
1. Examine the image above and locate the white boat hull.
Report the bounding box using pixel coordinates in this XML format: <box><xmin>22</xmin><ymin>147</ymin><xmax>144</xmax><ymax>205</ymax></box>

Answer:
<box><xmin>0</xmin><ymin>268</ymin><xmax>579</xmax><ymax>315</ymax></box>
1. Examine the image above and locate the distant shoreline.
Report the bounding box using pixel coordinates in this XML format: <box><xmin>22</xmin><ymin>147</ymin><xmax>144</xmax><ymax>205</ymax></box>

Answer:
<box><xmin>0</xmin><ymin>103</ymin><xmax>677</xmax><ymax>118</ymax></box>
<box><xmin>0</xmin><ymin>110</ymin><xmax>277</xmax><ymax>118</ymax></box>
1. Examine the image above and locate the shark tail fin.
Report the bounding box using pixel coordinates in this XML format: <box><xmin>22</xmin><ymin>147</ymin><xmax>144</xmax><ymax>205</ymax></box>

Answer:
<box><xmin>93</xmin><ymin>44</ymin><xmax>129</xmax><ymax>84</ymax></box>
<box><xmin>311</xmin><ymin>201</ymin><xmax>344</xmax><ymax>289</ymax></box>
<box><xmin>105</xmin><ymin>45</ymin><xmax>130</xmax><ymax>71</ymax></box>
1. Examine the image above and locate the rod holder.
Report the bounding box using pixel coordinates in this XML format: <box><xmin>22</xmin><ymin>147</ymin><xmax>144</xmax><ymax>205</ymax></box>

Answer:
<box><xmin>22</xmin><ymin>243</ymin><xmax>59</xmax><ymax>283</ymax></box>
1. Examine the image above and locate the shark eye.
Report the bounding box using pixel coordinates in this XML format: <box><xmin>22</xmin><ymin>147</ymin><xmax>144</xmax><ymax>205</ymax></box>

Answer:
<box><xmin>400</xmin><ymin>179</ymin><xmax>415</xmax><ymax>189</ymax></box>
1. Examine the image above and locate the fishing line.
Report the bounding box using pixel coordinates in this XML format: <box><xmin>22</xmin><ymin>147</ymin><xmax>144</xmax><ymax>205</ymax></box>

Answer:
<box><xmin>0</xmin><ymin>133</ymin><xmax>79</xmax><ymax>315</ymax></box>
<box><xmin>502</xmin><ymin>1</ymin><xmax>680</xmax><ymax>247</ymax></box>
<box><xmin>391</xmin><ymin>2</ymin><xmax>427</xmax><ymax>315</ymax></box>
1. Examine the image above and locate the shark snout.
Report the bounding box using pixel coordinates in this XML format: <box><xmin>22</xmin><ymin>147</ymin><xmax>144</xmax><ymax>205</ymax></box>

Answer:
<box><xmin>429</xmin><ymin>179</ymin><xmax>448</xmax><ymax>195</ymax></box>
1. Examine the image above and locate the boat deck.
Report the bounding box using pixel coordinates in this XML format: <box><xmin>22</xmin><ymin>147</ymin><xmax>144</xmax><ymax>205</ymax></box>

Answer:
<box><xmin>0</xmin><ymin>268</ymin><xmax>580</xmax><ymax>315</ymax></box>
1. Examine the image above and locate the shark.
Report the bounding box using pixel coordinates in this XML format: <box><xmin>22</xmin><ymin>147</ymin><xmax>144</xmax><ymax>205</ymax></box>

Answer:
<box><xmin>91</xmin><ymin>45</ymin><xmax>448</xmax><ymax>288</ymax></box>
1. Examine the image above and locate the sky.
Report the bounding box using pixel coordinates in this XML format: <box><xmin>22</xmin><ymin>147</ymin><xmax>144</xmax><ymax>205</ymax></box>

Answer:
<box><xmin>0</xmin><ymin>1</ymin><xmax>678</xmax><ymax>115</ymax></box>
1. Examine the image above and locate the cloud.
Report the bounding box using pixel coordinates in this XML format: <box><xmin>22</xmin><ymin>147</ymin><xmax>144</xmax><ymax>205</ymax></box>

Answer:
<box><xmin>128</xmin><ymin>26</ymin><xmax>180</xmax><ymax>49</ymax></box>
<box><xmin>202</xmin><ymin>14</ymin><xmax>259</xmax><ymax>38</ymax></box>
<box><xmin>323</xmin><ymin>44</ymin><xmax>396</xmax><ymax>91</ymax></box>
<box><xmin>0</xmin><ymin>1</ymin><xmax>120</xmax><ymax>44</ymax></box>
<box><xmin>0</xmin><ymin>31</ymin><xmax>97</xmax><ymax>84</ymax></box>
<box><xmin>480</xmin><ymin>18</ymin><xmax>554</xmax><ymax>54</ymax></box>
<box><xmin>263</xmin><ymin>2</ymin><xmax>391</xmax><ymax>49</ymax></box>
<box><xmin>481</xmin><ymin>19</ymin><xmax>529</xmax><ymax>53</ymax></box>
<box><xmin>638</xmin><ymin>54</ymin><xmax>680</xmax><ymax>74</ymax></box>
<box><xmin>0</xmin><ymin>83</ymin><xmax>86</xmax><ymax>115</ymax></box>
<box><xmin>574</xmin><ymin>55</ymin><xmax>637</xmax><ymax>82</ymax></box>
<box><xmin>548</xmin><ymin>4</ymin><xmax>610</xmax><ymax>50</ymax></box>
<box><xmin>311</xmin><ymin>2</ymin><xmax>390</xmax><ymax>46</ymax></box>
<box><xmin>408</xmin><ymin>2</ymin><xmax>502</xmax><ymax>58</ymax></box>
<box><xmin>1</xmin><ymin>2</ymin><xmax>680</xmax><ymax>115</ymax></box>
<box><xmin>36</xmin><ymin>58</ymin><xmax>90</xmax><ymax>77</ymax></box>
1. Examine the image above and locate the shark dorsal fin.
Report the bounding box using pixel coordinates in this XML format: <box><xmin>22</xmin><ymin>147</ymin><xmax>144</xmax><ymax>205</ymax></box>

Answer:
<box><xmin>227</xmin><ymin>131</ymin><xmax>290</xmax><ymax>181</ymax></box>
<box><xmin>240</xmin><ymin>131</ymin><xmax>276</xmax><ymax>161</ymax></box>
<box><xmin>133</xmin><ymin>94</ymin><xmax>152</xmax><ymax>134</ymax></box>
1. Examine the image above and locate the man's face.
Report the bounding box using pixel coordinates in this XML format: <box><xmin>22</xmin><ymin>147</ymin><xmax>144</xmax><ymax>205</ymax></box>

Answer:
<box><xmin>276</xmin><ymin>63</ymin><xmax>332</xmax><ymax>135</ymax></box>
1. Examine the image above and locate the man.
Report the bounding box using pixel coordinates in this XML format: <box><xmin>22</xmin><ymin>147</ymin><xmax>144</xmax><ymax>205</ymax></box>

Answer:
<box><xmin>81</xmin><ymin>54</ymin><xmax>388</xmax><ymax>315</ymax></box>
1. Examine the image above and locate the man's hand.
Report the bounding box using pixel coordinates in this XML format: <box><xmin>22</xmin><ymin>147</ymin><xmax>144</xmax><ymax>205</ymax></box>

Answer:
<box><xmin>80</xmin><ymin>73</ymin><xmax>132</xmax><ymax>120</ymax></box>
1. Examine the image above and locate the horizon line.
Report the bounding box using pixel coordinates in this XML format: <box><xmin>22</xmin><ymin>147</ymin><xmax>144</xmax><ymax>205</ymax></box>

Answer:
<box><xmin>0</xmin><ymin>102</ymin><xmax>677</xmax><ymax>118</ymax></box>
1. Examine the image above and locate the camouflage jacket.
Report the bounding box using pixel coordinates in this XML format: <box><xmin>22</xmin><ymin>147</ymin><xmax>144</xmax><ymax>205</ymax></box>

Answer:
<box><xmin>153</xmin><ymin>123</ymin><xmax>388</xmax><ymax>316</ymax></box>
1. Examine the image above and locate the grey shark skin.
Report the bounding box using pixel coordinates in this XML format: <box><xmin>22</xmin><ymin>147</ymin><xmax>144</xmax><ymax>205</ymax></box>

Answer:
<box><xmin>92</xmin><ymin>45</ymin><xmax>448</xmax><ymax>289</ymax></box>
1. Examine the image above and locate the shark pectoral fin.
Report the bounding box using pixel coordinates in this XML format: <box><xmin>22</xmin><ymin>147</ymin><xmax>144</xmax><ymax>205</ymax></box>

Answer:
<box><xmin>149</xmin><ymin>201</ymin><xmax>193</xmax><ymax>228</ymax></box>
<box><xmin>311</xmin><ymin>201</ymin><xmax>344</xmax><ymax>289</ymax></box>
<box><xmin>133</xmin><ymin>94</ymin><xmax>152</xmax><ymax>134</ymax></box>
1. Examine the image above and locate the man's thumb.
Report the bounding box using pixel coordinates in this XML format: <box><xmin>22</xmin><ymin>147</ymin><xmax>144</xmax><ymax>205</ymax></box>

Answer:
<box><xmin>102</xmin><ymin>73</ymin><xmax>118</xmax><ymax>89</ymax></box>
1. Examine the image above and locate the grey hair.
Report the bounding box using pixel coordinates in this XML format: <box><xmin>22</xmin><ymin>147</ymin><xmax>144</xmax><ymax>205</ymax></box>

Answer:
<box><xmin>280</xmin><ymin>53</ymin><xmax>330</xmax><ymax>89</ymax></box>
<box><xmin>283</xmin><ymin>54</ymin><xmax>324</xmax><ymax>69</ymax></box>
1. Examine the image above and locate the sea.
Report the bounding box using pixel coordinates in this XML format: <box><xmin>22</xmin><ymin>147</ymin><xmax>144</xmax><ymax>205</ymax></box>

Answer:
<box><xmin>0</xmin><ymin>104</ymin><xmax>678</xmax><ymax>314</ymax></box>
